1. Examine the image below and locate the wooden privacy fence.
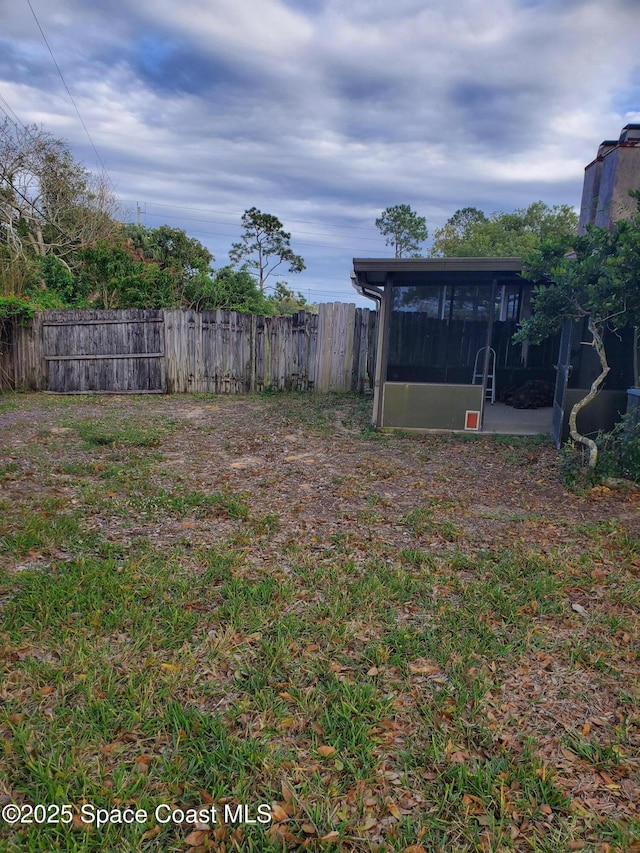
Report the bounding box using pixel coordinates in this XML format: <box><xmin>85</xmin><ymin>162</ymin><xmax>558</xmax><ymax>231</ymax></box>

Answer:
<box><xmin>1</xmin><ymin>303</ymin><xmax>377</xmax><ymax>395</ymax></box>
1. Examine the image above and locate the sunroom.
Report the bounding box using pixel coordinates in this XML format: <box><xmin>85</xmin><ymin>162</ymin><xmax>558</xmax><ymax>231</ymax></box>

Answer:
<box><xmin>352</xmin><ymin>258</ymin><xmax>631</xmax><ymax>442</ymax></box>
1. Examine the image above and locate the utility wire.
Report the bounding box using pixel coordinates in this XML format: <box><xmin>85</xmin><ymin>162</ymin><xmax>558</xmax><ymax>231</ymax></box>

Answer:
<box><xmin>25</xmin><ymin>0</ymin><xmax>117</xmax><ymax>195</ymax></box>
<box><xmin>0</xmin><ymin>168</ymin><xmax>77</xmax><ymax>247</ymax></box>
<box><xmin>0</xmin><ymin>94</ymin><xmax>28</xmax><ymax>132</ymax></box>
<box><xmin>134</xmin><ymin>210</ymin><xmax>383</xmax><ymax>249</ymax></box>
<box><xmin>147</xmin><ymin>224</ymin><xmax>382</xmax><ymax>255</ymax></box>
<box><xmin>140</xmin><ymin>210</ymin><xmax>384</xmax><ymax>244</ymax></box>
<box><xmin>0</xmin><ymin>102</ymin><xmax>92</xmax><ymax>248</ymax></box>
<box><xmin>0</xmin><ymin>105</ymin><xmax>78</xmax><ymax>246</ymax></box>
<box><xmin>120</xmin><ymin>198</ymin><xmax>381</xmax><ymax>235</ymax></box>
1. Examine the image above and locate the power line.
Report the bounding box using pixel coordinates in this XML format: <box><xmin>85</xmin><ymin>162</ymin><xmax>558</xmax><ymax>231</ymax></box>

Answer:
<box><xmin>0</xmin><ymin>168</ymin><xmax>77</xmax><ymax>247</ymax></box>
<box><xmin>170</xmin><ymin>227</ymin><xmax>381</xmax><ymax>255</ymax></box>
<box><xmin>120</xmin><ymin>198</ymin><xmax>381</xmax><ymax>235</ymax></box>
<box><xmin>137</xmin><ymin>210</ymin><xmax>383</xmax><ymax>244</ymax></box>
<box><xmin>0</xmin><ymin>94</ymin><xmax>28</xmax><ymax>132</ymax></box>
<box><xmin>25</xmin><ymin>0</ymin><xmax>116</xmax><ymax>194</ymax></box>
<box><xmin>133</xmin><ymin>209</ymin><xmax>383</xmax><ymax>248</ymax></box>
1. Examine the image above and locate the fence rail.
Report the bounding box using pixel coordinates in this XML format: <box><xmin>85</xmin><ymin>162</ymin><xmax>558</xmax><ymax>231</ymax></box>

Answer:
<box><xmin>0</xmin><ymin>303</ymin><xmax>377</xmax><ymax>395</ymax></box>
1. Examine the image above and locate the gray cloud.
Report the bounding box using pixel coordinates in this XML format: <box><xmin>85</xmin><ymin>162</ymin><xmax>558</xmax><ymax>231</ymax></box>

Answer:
<box><xmin>0</xmin><ymin>0</ymin><xmax>639</xmax><ymax>303</ymax></box>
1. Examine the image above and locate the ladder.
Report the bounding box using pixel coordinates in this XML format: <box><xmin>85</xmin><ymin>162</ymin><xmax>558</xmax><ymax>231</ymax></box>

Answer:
<box><xmin>472</xmin><ymin>347</ymin><xmax>496</xmax><ymax>404</ymax></box>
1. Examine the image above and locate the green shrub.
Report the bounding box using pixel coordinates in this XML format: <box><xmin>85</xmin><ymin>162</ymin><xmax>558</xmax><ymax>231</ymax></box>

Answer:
<box><xmin>595</xmin><ymin>411</ymin><xmax>640</xmax><ymax>482</ymax></box>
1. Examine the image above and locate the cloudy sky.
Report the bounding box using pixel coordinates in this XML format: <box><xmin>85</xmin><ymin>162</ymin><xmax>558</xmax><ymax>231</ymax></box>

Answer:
<box><xmin>1</xmin><ymin>0</ymin><xmax>639</xmax><ymax>305</ymax></box>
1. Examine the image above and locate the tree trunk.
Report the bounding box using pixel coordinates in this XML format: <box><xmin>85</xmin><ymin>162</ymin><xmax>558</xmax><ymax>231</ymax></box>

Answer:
<box><xmin>568</xmin><ymin>317</ymin><xmax>610</xmax><ymax>469</ymax></box>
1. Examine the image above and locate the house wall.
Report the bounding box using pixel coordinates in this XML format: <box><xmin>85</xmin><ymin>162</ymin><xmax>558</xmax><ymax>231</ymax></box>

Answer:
<box><xmin>381</xmin><ymin>382</ymin><xmax>483</xmax><ymax>431</ymax></box>
<box><xmin>578</xmin><ymin>125</ymin><xmax>640</xmax><ymax>233</ymax></box>
<box><xmin>595</xmin><ymin>145</ymin><xmax>640</xmax><ymax>228</ymax></box>
<box><xmin>579</xmin><ymin>157</ymin><xmax>603</xmax><ymax>232</ymax></box>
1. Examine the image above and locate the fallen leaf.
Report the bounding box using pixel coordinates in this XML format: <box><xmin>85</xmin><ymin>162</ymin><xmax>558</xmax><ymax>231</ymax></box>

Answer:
<box><xmin>408</xmin><ymin>661</ymin><xmax>441</xmax><ymax>676</ymax></box>
<box><xmin>388</xmin><ymin>802</ymin><xmax>402</xmax><ymax>819</ymax></box>
<box><xmin>140</xmin><ymin>826</ymin><xmax>161</xmax><ymax>841</ymax></box>
<box><xmin>134</xmin><ymin>755</ymin><xmax>152</xmax><ymax>774</ymax></box>
<box><xmin>99</xmin><ymin>741</ymin><xmax>124</xmax><ymax>757</ymax></box>
<box><xmin>281</xmin><ymin>781</ymin><xmax>293</xmax><ymax>802</ymax></box>
<box><xmin>571</xmin><ymin>602</ymin><xmax>589</xmax><ymax>618</ymax></box>
<box><xmin>184</xmin><ymin>829</ymin><xmax>208</xmax><ymax>846</ymax></box>
<box><xmin>317</xmin><ymin>745</ymin><xmax>337</xmax><ymax>757</ymax></box>
<box><xmin>271</xmin><ymin>804</ymin><xmax>289</xmax><ymax>823</ymax></box>
<box><xmin>320</xmin><ymin>830</ymin><xmax>340</xmax><ymax>842</ymax></box>
<box><xmin>72</xmin><ymin>813</ymin><xmax>90</xmax><ymax>831</ymax></box>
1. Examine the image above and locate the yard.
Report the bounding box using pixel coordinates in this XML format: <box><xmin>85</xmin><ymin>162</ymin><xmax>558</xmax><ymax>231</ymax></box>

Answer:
<box><xmin>0</xmin><ymin>391</ymin><xmax>638</xmax><ymax>853</ymax></box>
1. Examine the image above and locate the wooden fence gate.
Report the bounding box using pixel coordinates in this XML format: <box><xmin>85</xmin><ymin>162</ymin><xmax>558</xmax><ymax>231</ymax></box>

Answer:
<box><xmin>43</xmin><ymin>309</ymin><xmax>166</xmax><ymax>393</ymax></box>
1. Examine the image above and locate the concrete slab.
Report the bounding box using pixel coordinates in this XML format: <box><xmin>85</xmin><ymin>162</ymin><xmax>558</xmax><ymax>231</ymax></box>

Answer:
<box><xmin>481</xmin><ymin>403</ymin><xmax>553</xmax><ymax>436</ymax></box>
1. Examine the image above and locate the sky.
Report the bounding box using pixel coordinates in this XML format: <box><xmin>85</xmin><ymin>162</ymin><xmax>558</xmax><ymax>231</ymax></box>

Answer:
<box><xmin>1</xmin><ymin>0</ymin><xmax>639</xmax><ymax>307</ymax></box>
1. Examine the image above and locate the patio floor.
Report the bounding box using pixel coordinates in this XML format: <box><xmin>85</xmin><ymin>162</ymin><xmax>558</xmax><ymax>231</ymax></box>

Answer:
<box><xmin>481</xmin><ymin>402</ymin><xmax>553</xmax><ymax>436</ymax></box>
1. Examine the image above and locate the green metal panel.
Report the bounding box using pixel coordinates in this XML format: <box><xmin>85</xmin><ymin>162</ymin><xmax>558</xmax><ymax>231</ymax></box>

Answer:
<box><xmin>382</xmin><ymin>382</ymin><xmax>483</xmax><ymax>431</ymax></box>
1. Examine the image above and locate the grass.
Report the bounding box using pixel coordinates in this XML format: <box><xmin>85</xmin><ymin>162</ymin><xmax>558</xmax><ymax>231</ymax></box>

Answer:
<box><xmin>0</xmin><ymin>392</ymin><xmax>638</xmax><ymax>852</ymax></box>
<box><xmin>69</xmin><ymin>416</ymin><xmax>177</xmax><ymax>448</ymax></box>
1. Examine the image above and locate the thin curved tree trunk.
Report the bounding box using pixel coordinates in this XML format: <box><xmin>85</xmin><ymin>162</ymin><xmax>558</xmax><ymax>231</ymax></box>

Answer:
<box><xmin>568</xmin><ymin>317</ymin><xmax>610</xmax><ymax>468</ymax></box>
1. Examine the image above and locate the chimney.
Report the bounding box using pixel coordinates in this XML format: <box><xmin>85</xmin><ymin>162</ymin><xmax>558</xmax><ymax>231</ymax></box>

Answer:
<box><xmin>578</xmin><ymin>124</ymin><xmax>640</xmax><ymax>233</ymax></box>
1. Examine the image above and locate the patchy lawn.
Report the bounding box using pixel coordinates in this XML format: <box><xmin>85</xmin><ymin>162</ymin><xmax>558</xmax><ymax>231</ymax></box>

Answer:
<box><xmin>0</xmin><ymin>391</ymin><xmax>638</xmax><ymax>853</ymax></box>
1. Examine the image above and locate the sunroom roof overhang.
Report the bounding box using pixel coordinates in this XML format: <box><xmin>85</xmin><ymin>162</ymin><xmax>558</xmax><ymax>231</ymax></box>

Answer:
<box><xmin>352</xmin><ymin>257</ymin><xmax>524</xmax><ymax>289</ymax></box>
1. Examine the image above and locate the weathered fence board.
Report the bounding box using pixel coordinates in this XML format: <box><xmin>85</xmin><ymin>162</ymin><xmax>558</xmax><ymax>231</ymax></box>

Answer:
<box><xmin>0</xmin><ymin>313</ymin><xmax>45</xmax><ymax>391</ymax></box>
<box><xmin>42</xmin><ymin>309</ymin><xmax>166</xmax><ymax>394</ymax></box>
<box><xmin>1</xmin><ymin>303</ymin><xmax>377</xmax><ymax>395</ymax></box>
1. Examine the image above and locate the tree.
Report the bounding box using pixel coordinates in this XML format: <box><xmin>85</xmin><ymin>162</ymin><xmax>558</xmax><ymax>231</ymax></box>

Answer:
<box><xmin>122</xmin><ymin>224</ymin><xmax>214</xmax><ymax>306</ymax></box>
<box><xmin>229</xmin><ymin>208</ymin><xmax>305</xmax><ymax>292</ymax></box>
<box><xmin>76</xmin><ymin>240</ymin><xmax>176</xmax><ymax>309</ymax></box>
<box><xmin>375</xmin><ymin>204</ymin><xmax>428</xmax><ymax>258</ymax></box>
<box><xmin>267</xmin><ymin>282</ymin><xmax>316</xmax><ymax>315</ymax></box>
<box><xmin>1</xmin><ymin>119</ymin><xmax>117</xmax><ymax>316</ymax></box>
<box><xmin>0</xmin><ymin>119</ymin><xmax>117</xmax><ymax>272</ymax></box>
<box><xmin>185</xmin><ymin>265</ymin><xmax>272</xmax><ymax>313</ymax></box>
<box><xmin>431</xmin><ymin>201</ymin><xmax>578</xmax><ymax>257</ymax></box>
<box><xmin>123</xmin><ymin>224</ymin><xmax>212</xmax><ymax>278</ymax></box>
<box><xmin>516</xmin><ymin>196</ymin><xmax>640</xmax><ymax>468</ymax></box>
<box><xmin>428</xmin><ymin>207</ymin><xmax>488</xmax><ymax>256</ymax></box>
